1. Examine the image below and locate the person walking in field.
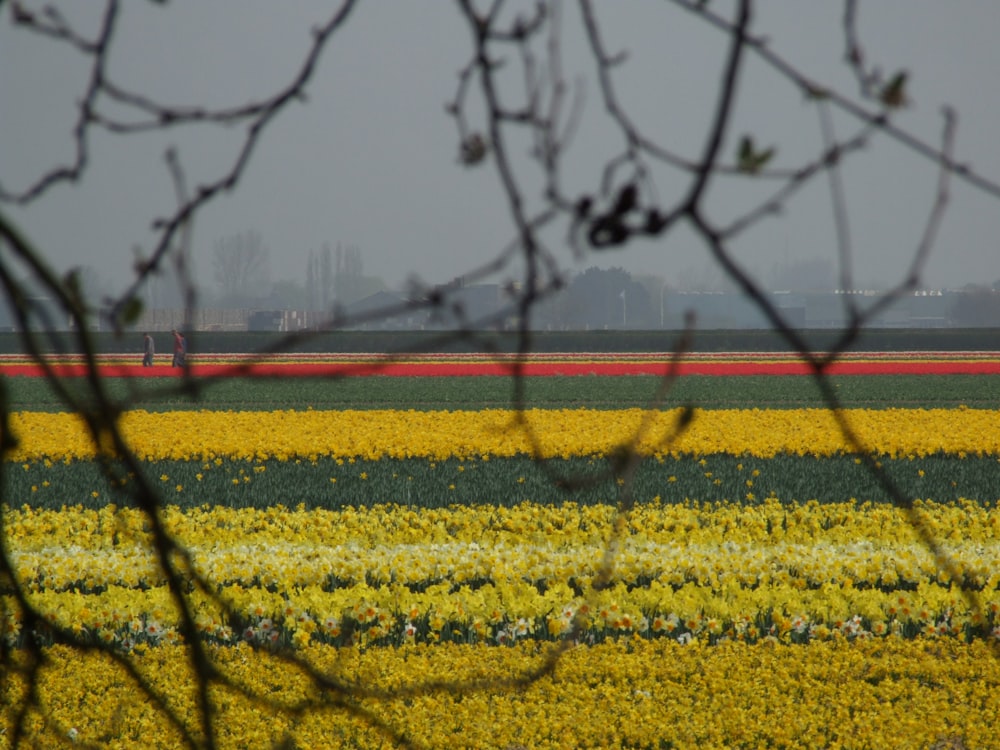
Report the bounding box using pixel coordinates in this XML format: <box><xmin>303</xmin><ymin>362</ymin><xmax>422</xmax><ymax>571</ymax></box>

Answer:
<box><xmin>172</xmin><ymin>329</ymin><xmax>187</xmax><ymax>368</ymax></box>
<box><xmin>142</xmin><ymin>333</ymin><xmax>155</xmax><ymax>366</ymax></box>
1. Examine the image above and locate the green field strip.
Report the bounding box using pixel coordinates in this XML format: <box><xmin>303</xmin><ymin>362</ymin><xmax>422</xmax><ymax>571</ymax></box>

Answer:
<box><xmin>8</xmin><ymin>454</ymin><xmax>1000</xmax><ymax>511</ymax></box>
<box><xmin>6</xmin><ymin>374</ymin><xmax>1000</xmax><ymax>411</ymax></box>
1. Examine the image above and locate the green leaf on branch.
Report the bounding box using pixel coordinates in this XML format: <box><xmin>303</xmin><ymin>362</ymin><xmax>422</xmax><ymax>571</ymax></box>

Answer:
<box><xmin>879</xmin><ymin>71</ymin><xmax>909</xmax><ymax>109</ymax></box>
<box><xmin>118</xmin><ymin>296</ymin><xmax>145</xmax><ymax>326</ymax></box>
<box><xmin>737</xmin><ymin>136</ymin><xmax>775</xmax><ymax>175</ymax></box>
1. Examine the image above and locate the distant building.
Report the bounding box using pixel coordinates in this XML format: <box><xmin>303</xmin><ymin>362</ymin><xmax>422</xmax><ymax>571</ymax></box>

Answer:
<box><xmin>127</xmin><ymin>287</ymin><xmax>970</xmax><ymax>332</ymax></box>
<box><xmin>247</xmin><ymin>309</ymin><xmax>311</xmax><ymax>332</ymax></box>
<box><xmin>663</xmin><ymin>289</ymin><xmax>953</xmax><ymax>330</ymax></box>
<box><xmin>422</xmin><ymin>283</ymin><xmax>507</xmax><ymax>330</ymax></box>
<box><xmin>344</xmin><ymin>290</ymin><xmax>419</xmax><ymax>330</ymax></box>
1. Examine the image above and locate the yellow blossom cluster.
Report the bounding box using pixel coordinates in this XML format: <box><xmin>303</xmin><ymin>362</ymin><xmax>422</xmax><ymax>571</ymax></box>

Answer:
<box><xmin>4</xmin><ymin>639</ymin><xmax>999</xmax><ymax>748</ymax></box>
<box><xmin>6</xmin><ymin>406</ymin><xmax>1000</xmax><ymax>461</ymax></box>
<box><xmin>4</xmin><ymin>500</ymin><xmax>999</xmax><ymax>651</ymax></box>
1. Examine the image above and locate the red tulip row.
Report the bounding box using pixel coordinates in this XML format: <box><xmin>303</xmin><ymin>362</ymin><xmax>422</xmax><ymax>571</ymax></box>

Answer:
<box><xmin>2</xmin><ymin>351</ymin><xmax>1000</xmax><ymax>377</ymax></box>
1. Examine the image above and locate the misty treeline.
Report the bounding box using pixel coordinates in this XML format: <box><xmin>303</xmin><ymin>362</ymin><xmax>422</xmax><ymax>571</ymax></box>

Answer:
<box><xmin>2</xmin><ymin>1</ymin><xmax>1000</xmax><ymax>748</ymax></box>
<box><xmin>202</xmin><ymin>242</ymin><xmax>1000</xmax><ymax>330</ymax></box>
<box><xmin>208</xmin><ymin>233</ymin><xmax>381</xmax><ymax>311</ymax></box>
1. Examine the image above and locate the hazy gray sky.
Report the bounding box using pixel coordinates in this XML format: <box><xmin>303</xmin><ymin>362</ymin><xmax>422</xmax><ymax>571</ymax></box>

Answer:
<box><xmin>3</xmin><ymin>1</ymin><xmax>999</xmax><ymax>300</ymax></box>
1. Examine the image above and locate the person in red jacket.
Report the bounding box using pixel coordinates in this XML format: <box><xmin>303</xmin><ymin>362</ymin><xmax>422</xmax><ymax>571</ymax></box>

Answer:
<box><xmin>171</xmin><ymin>329</ymin><xmax>187</xmax><ymax>368</ymax></box>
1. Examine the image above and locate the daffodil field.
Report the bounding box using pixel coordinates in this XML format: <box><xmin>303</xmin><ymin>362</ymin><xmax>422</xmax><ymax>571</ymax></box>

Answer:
<box><xmin>2</xmin><ymin>352</ymin><xmax>1000</xmax><ymax>748</ymax></box>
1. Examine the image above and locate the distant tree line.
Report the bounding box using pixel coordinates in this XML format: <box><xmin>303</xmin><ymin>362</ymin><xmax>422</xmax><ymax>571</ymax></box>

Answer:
<box><xmin>209</xmin><ymin>233</ymin><xmax>387</xmax><ymax>312</ymax></box>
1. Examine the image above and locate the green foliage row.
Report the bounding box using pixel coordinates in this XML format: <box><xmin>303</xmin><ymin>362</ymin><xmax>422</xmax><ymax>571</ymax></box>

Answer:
<box><xmin>8</xmin><ymin>454</ymin><xmax>1000</xmax><ymax>511</ymax></box>
<box><xmin>7</xmin><ymin>374</ymin><xmax>1000</xmax><ymax>411</ymax></box>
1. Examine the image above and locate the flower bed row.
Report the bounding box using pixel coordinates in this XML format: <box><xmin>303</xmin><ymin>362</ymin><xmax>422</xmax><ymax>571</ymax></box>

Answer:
<box><xmin>10</xmin><ymin>453</ymin><xmax>1000</xmax><ymax>510</ymax></box>
<box><xmin>7</xmin><ymin>407</ymin><xmax>1000</xmax><ymax>462</ymax></box>
<box><xmin>3</xmin><ymin>351</ymin><xmax>1000</xmax><ymax>377</ymax></box>
<box><xmin>9</xmin><ymin>639</ymin><xmax>1000</xmax><ymax>749</ymax></box>
<box><xmin>11</xmin><ymin>371</ymin><xmax>1000</xmax><ymax>413</ymax></box>
<box><xmin>4</xmin><ymin>500</ymin><xmax>999</xmax><ymax>654</ymax></box>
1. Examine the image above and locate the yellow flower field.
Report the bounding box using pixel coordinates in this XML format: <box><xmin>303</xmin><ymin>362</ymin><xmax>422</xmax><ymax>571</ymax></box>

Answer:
<box><xmin>3</xmin><ymin>404</ymin><xmax>1000</xmax><ymax>748</ymax></box>
<box><xmin>6</xmin><ymin>406</ymin><xmax>1000</xmax><ymax>461</ymax></box>
<box><xmin>5</xmin><ymin>639</ymin><xmax>999</xmax><ymax>749</ymax></box>
<box><xmin>4</xmin><ymin>500</ymin><xmax>999</xmax><ymax>653</ymax></box>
